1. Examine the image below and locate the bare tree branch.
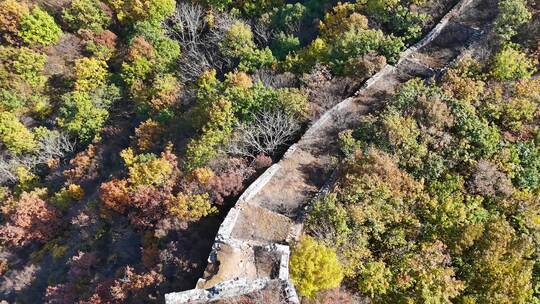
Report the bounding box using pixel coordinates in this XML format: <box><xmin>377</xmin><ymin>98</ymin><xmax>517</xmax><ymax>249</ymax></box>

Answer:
<box><xmin>165</xmin><ymin>2</ymin><xmax>206</xmax><ymax>49</ymax></box>
<box><xmin>0</xmin><ymin>131</ymin><xmax>75</xmax><ymax>185</ymax></box>
<box><xmin>166</xmin><ymin>3</ymin><xmax>238</xmax><ymax>82</ymax></box>
<box><xmin>226</xmin><ymin>110</ymin><xmax>300</xmax><ymax>158</ymax></box>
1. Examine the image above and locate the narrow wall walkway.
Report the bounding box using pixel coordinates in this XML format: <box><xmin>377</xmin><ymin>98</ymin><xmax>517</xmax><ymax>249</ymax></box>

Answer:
<box><xmin>165</xmin><ymin>0</ymin><xmax>498</xmax><ymax>301</ymax></box>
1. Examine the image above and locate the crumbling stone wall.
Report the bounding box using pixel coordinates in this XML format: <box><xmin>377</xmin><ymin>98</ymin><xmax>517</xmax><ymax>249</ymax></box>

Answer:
<box><xmin>164</xmin><ymin>0</ymin><xmax>489</xmax><ymax>301</ymax></box>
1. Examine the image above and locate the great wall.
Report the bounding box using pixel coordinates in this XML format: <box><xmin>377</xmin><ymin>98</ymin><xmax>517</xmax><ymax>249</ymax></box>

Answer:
<box><xmin>165</xmin><ymin>0</ymin><xmax>498</xmax><ymax>301</ymax></box>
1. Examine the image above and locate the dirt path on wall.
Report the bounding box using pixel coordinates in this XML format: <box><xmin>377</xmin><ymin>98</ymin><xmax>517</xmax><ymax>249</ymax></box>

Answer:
<box><xmin>229</xmin><ymin>0</ymin><xmax>498</xmax><ymax>243</ymax></box>
<box><xmin>183</xmin><ymin>0</ymin><xmax>500</xmax><ymax>292</ymax></box>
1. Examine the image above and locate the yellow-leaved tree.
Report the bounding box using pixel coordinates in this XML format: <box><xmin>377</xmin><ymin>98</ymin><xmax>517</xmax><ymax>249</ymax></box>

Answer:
<box><xmin>290</xmin><ymin>236</ymin><xmax>343</xmax><ymax>298</ymax></box>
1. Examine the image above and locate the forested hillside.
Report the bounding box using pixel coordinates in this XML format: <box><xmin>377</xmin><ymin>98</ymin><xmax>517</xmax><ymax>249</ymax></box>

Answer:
<box><xmin>293</xmin><ymin>0</ymin><xmax>540</xmax><ymax>302</ymax></box>
<box><xmin>0</xmin><ymin>0</ymin><xmax>537</xmax><ymax>303</ymax></box>
<box><xmin>0</xmin><ymin>0</ymin><xmax>451</xmax><ymax>302</ymax></box>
